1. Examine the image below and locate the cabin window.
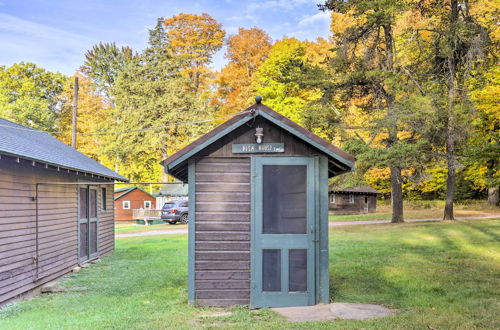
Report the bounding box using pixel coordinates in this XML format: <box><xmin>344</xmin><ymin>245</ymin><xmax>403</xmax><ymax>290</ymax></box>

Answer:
<box><xmin>365</xmin><ymin>196</ymin><xmax>368</xmax><ymax>204</ymax></box>
<box><xmin>329</xmin><ymin>194</ymin><xmax>336</xmax><ymax>204</ymax></box>
<box><xmin>123</xmin><ymin>201</ymin><xmax>130</xmax><ymax>209</ymax></box>
<box><xmin>349</xmin><ymin>194</ymin><xmax>354</xmax><ymax>204</ymax></box>
<box><xmin>101</xmin><ymin>187</ymin><xmax>107</xmax><ymax>210</ymax></box>
<box><xmin>144</xmin><ymin>201</ymin><xmax>152</xmax><ymax>209</ymax></box>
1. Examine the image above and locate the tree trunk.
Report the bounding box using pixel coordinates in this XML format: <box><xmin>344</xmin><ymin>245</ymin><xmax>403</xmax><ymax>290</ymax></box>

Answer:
<box><xmin>391</xmin><ymin>166</ymin><xmax>404</xmax><ymax>223</ymax></box>
<box><xmin>443</xmin><ymin>0</ymin><xmax>459</xmax><ymax>221</ymax></box>
<box><xmin>383</xmin><ymin>24</ymin><xmax>404</xmax><ymax>223</ymax></box>
<box><xmin>443</xmin><ymin>146</ymin><xmax>456</xmax><ymax>220</ymax></box>
<box><xmin>488</xmin><ymin>187</ymin><xmax>500</xmax><ymax>206</ymax></box>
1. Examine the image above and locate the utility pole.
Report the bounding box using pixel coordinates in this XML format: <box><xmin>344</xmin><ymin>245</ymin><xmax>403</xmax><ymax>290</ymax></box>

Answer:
<box><xmin>72</xmin><ymin>76</ymin><xmax>79</xmax><ymax>148</ymax></box>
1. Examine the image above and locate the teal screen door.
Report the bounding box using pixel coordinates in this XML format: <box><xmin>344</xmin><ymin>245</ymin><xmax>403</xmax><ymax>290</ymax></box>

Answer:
<box><xmin>251</xmin><ymin>157</ymin><xmax>315</xmax><ymax>308</ymax></box>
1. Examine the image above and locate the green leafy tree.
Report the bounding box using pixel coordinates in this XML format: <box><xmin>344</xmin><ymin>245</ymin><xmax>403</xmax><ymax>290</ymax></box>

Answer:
<box><xmin>0</xmin><ymin>62</ymin><xmax>67</xmax><ymax>132</ymax></box>
<box><xmin>402</xmin><ymin>0</ymin><xmax>494</xmax><ymax>219</ymax></box>
<box><xmin>255</xmin><ymin>38</ymin><xmax>327</xmax><ymax>127</ymax></box>
<box><xmin>108</xmin><ymin>19</ymin><xmax>212</xmax><ymax>182</ymax></box>
<box><xmin>80</xmin><ymin>42</ymin><xmax>135</xmax><ymax>101</ymax></box>
<box><xmin>320</xmin><ymin>0</ymin><xmax>424</xmax><ymax>223</ymax></box>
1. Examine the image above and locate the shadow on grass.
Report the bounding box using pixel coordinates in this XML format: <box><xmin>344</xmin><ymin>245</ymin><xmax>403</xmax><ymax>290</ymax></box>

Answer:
<box><xmin>329</xmin><ymin>221</ymin><xmax>499</xmax><ymax>317</ymax></box>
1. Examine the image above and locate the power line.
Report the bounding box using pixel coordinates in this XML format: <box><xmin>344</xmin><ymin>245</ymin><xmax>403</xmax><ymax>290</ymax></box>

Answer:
<box><xmin>0</xmin><ymin>110</ymin><xmax>250</xmax><ymax>136</ymax></box>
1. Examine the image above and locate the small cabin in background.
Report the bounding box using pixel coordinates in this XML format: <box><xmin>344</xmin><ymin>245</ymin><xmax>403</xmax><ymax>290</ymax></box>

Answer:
<box><xmin>329</xmin><ymin>186</ymin><xmax>380</xmax><ymax>214</ymax></box>
<box><xmin>114</xmin><ymin>187</ymin><xmax>156</xmax><ymax>221</ymax></box>
<box><xmin>0</xmin><ymin>118</ymin><xmax>126</xmax><ymax>305</ymax></box>
<box><xmin>154</xmin><ymin>183</ymin><xmax>188</xmax><ymax>209</ymax></box>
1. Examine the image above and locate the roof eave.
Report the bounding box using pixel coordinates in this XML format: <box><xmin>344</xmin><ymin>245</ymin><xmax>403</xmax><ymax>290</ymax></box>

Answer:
<box><xmin>0</xmin><ymin>151</ymin><xmax>128</xmax><ymax>182</ymax></box>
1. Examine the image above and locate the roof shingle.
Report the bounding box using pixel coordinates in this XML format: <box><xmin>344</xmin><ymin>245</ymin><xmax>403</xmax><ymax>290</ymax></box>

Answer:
<box><xmin>0</xmin><ymin>118</ymin><xmax>127</xmax><ymax>181</ymax></box>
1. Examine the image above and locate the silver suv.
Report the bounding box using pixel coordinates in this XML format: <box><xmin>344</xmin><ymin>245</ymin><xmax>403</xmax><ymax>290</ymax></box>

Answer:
<box><xmin>161</xmin><ymin>199</ymin><xmax>189</xmax><ymax>224</ymax></box>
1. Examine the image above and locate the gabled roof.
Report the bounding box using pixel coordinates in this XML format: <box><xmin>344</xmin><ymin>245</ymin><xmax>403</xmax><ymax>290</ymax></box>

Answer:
<box><xmin>0</xmin><ymin>118</ymin><xmax>127</xmax><ymax>181</ymax></box>
<box><xmin>153</xmin><ymin>183</ymin><xmax>188</xmax><ymax>197</ymax></box>
<box><xmin>162</xmin><ymin>103</ymin><xmax>355</xmax><ymax>182</ymax></box>
<box><xmin>330</xmin><ymin>185</ymin><xmax>381</xmax><ymax>195</ymax></box>
<box><xmin>114</xmin><ymin>186</ymin><xmax>154</xmax><ymax>200</ymax></box>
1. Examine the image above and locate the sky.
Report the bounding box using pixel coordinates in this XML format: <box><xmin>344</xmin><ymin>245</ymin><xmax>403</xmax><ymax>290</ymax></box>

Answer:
<box><xmin>0</xmin><ymin>0</ymin><xmax>331</xmax><ymax>75</ymax></box>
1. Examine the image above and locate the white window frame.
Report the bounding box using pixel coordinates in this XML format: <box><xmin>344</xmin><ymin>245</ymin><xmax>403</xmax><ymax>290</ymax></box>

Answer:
<box><xmin>349</xmin><ymin>194</ymin><xmax>354</xmax><ymax>204</ymax></box>
<box><xmin>329</xmin><ymin>194</ymin><xmax>336</xmax><ymax>204</ymax></box>
<box><xmin>144</xmin><ymin>201</ymin><xmax>152</xmax><ymax>209</ymax></box>
<box><xmin>122</xmin><ymin>201</ymin><xmax>131</xmax><ymax>209</ymax></box>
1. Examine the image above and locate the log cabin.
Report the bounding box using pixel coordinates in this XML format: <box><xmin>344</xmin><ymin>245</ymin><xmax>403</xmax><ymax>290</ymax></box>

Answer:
<box><xmin>0</xmin><ymin>118</ymin><xmax>127</xmax><ymax>305</ymax></box>
<box><xmin>329</xmin><ymin>186</ymin><xmax>380</xmax><ymax>214</ymax></box>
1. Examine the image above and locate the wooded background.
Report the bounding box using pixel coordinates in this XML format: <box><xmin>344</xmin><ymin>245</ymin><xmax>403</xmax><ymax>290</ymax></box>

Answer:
<box><xmin>0</xmin><ymin>0</ymin><xmax>498</xmax><ymax>221</ymax></box>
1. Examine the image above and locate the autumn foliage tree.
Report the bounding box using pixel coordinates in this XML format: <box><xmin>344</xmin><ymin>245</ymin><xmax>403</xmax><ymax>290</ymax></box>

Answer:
<box><xmin>58</xmin><ymin>73</ymin><xmax>111</xmax><ymax>162</ymax></box>
<box><xmin>164</xmin><ymin>13</ymin><xmax>225</xmax><ymax>91</ymax></box>
<box><xmin>216</xmin><ymin>27</ymin><xmax>272</xmax><ymax>115</ymax></box>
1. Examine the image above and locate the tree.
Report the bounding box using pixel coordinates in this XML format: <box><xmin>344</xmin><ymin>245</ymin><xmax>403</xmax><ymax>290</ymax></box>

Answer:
<box><xmin>320</xmin><ymin>0</ymin><xmax>418</xmax><ymax>223</ymax></box>
<box><xmin>255</xmin><ymin>37</ymin><xmax>326</xmax><ymax>125</ymax></box>
<box><xmin>216</xmin><ymin>27</ymin><xmax>272</xmax><ymax>115</ymax></box>
<box><xmin>404</xmin><ymin>0</ymin><xmax>493</xmax><ymax>219</ymax></box>
<box><xmin>109</xmin><ymin>18</ymin><xmax>212</xmax><ymax>182</ymax></box>
<box><xmin>0</xmin><ymin>62</ymin><xmax>67</xmax><ymax>132</ymax></box>
<box><xmin>80</xmin><ymin>42</ymin><xmax>135</xmax><ymax>102</ymax></box>
<box><xmin>164</xmin><ymin>13</ymin><xmax>225</xmax><ymax>90</ymax></box>
<box><xmin>58</xmin><ymin>73</ymin><xmax>111</xmax><ymax>161</ymax></box>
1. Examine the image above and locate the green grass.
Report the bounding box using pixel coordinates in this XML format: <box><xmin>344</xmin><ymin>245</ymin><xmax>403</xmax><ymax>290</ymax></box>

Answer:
<box><xmin>1</xmin><ymin>219</ymin><xmax>499</xmax><ymax>329</ymax></box>
<box><xmin>115</xmin><ymin>223</ymin><xmax>187</xmax><ymax>234</ymax></box>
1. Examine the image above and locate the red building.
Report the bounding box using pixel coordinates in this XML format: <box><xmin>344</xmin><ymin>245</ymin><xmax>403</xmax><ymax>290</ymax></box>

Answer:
<box><xmin>114</xmin><ymin>187</ymin><xmax>156</xmax><ymax>221</ymax></box>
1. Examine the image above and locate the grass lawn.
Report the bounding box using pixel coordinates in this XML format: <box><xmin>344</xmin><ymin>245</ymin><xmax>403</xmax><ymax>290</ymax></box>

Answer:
<box><xmin>1</xmin><ymin>219</ymin><xmax>499</xmax><ymax>329</ymax></box>
<box><xmin>115</xmin><ymin>222</ymin><xmax>187</xmax><ymax>234</ymax></box>
<box><xmin>330</xmin><ymin>200</ymin><xmax>500</xmax><ymax>222</ymax></box>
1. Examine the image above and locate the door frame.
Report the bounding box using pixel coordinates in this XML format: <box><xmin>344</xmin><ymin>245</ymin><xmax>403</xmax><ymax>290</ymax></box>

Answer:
<box><xmin>250</xmin><ymin>156</ymin><xmax>322</xmax><ymax>308</ymax></box>
<box><xmin>77</xmin><ymin>185</ymin><xmax>99</xmax><ymax>263</ymax></box>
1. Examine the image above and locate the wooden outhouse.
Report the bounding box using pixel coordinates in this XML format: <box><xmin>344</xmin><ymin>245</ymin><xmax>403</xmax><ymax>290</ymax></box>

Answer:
<box><xmin>0</xmin><ymin>118</ymin><xmax>126</xmax><ymax>305</ymax></box>
<box><xmin>329</xmin><ymin>186</ymin><xmax>380</xmax><ymax>214</ymax></box>
<box><xmin>162</xmin><ymin>101</ymin><xmax>355</xmax><ymax>308</ymax></box>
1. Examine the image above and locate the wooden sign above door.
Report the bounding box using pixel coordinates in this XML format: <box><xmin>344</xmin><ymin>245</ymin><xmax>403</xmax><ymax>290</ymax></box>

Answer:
<box><xmin>232</xmin><ymin>143</ymin><xmax>285</xmax><ymax>154</ymax></box>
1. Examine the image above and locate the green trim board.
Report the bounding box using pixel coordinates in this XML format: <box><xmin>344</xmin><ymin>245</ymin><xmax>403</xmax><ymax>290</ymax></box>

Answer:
<box><xmin>164</xmin><ymin>108</ymin><xmax>354</xmax><ymax>178</ymax></box>
<box><xmin>318</xmin><ymin>155</ymin><xmax>329</xmax><ymax>303</ymax></box>
<box><xmin>164</xmin><ymin>114</ymin><xmax>255</xmax><ymax>172</ymax></box>
<box><xmin>250</xmin><ymin>156</ymin><xmax>316</xmax><ymax>308</ymax></box>
<box><xmin>187</xmin><ymin>158</ymin><xmax>196</xmax><ymax>304</ymax></box>
<box><xmin>255</xmin><ymin>110</ymin><xmax>354</xmax><ymax>170</ymax></box>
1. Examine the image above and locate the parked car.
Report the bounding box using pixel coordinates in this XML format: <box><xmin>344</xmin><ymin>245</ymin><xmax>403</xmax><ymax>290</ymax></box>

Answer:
<box><xmin>161</xmin><ymin>199</ymin><xmax>188</xmax><ymax>224</ymax></box>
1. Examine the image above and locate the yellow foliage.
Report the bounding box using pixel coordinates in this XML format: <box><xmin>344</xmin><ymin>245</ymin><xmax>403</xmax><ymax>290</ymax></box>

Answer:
<box><xmin>58</xmin><ymin>74</ymin><xmax>110</xmax><ymax>162</ymax></box>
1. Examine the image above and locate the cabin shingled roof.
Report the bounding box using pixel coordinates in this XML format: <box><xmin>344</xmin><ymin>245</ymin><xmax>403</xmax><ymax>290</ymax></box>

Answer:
<box><xmin>330</xmin><ymin>185</ymin><xmax>381</xmax><ymax>195</ymax></box>
<box><xmin>114</xmin><ymin>186</ymin><xmax>154</xmax><ymax>200</ymax></box>
<box><xmin>0</xmin><ymin>118</ymin><xmax>127</xmax><ymax>181</ymax></box>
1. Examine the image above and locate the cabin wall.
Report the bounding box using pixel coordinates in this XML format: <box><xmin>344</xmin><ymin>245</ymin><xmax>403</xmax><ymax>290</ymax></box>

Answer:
<box><xmin>328</xmin><ymin>193</ymin><xmax>377</xmax><ymax>214</ymax></box>
<box><xmin>194</xmin><ymin>157</ymin><xmax>251</xmax><ymax>306</ymax></box>
<box><xmin>0</xmin><ymin>157</ymin><xmax>114</xmax><ymax>305</ymax></box>
<box><xmin>114</xmin><ymin>189</ymin><xmax>156</xmax><ymax>221</ymax></box>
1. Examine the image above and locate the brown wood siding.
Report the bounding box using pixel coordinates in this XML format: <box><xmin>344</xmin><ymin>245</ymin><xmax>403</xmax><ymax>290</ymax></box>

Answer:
<box><xmin>194</xmin><ymin>157</ymin><xmax>251</xmax><ymax>306</ymax></box>
<box><xmin>198</xmin><ymin>117</ymin><xmax>320</xmax><ymax>158</ymax></box>
<box><xmin>114</xmin><ymin>189</ymin><xmax>156</xmax><ymax>221</ymax></box>
<box><xmin>0</xmin><ymin>157</ymin><xmax>115</xmax><ymax>305</ymax></box>
<box><xmin>329</xmin><ymin>193</ymin><xmax>377</xmax><ymax>214</ymax></box>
